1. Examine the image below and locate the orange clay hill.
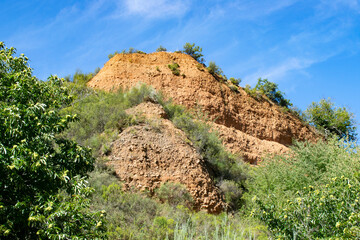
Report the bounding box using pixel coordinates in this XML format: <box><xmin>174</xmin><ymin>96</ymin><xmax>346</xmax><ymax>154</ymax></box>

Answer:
<box><xmin>88</xmin><ymin>51</ymin><xmax>320</xmax><ymax>164</ymax></box>
<box><xmin>87</xmin><ymin>51</ymin><xmax>320</xmax><ymax>213</ymax></box>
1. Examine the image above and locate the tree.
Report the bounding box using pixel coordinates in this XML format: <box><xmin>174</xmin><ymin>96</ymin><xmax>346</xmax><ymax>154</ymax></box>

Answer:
<box><xmin>254</xmin><ymin>78</ymin><xmax>292</xmax><ymax>108</ymax></box>
<box><xmin>182</xmin><ymin>43</ymin><xmax>205</xmax><ymax>64</ymax></box>
<box><xmin>305</xmin><ymin>98</ymin><xmax>357</xmax><ymax>141</ymax></box>
<box><xmin>0</xmin><ymin>42</ymin><xmax>106</xmax><ymax>239</ymax></box>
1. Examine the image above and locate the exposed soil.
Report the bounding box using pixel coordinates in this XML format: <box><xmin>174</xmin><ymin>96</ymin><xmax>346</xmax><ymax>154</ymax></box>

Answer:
<box><xmin>106</xmin><ymin>102</ymin><xmax>226</xmax><ymax>213</ymax></box>
<box><xmin>88</xmin><ymin>52</ymin><xmax>320</xmax><ymax>163</ymax></box>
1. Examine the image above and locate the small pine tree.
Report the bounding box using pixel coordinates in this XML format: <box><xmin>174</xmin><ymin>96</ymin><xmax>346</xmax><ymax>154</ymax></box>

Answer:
<box><xmin>182</xmin><ymin>43</ymin><xmax>205</xmax><ymax>64</ymax></box>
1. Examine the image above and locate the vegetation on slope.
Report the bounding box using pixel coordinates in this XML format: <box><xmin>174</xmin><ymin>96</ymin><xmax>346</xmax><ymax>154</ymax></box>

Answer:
<box><xmin>244</xmin><ymin>78</ymin><xmax>292</xmax><ymax>108</ymax></box>
<box><xmin>2</xmin><ymin>41</ymin><xmax>359</xmax><ymax>239</ymax></box>
<box><xmin>246</xmin><ymin>137</ymin><xmax>360</xmax><ymax>238</ymax></box>
<box><xmin>63</xmin><ymin>43</ymin><xmax>360</xmax><ymax>239</ymax></box>
<box><xmin>60</xmin><ymin>78</ymin><xmax>265</xmax><ymax>238</ymax></box>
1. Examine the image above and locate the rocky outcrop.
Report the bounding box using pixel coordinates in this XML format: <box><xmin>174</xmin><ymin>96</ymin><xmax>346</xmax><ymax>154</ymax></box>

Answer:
<box><xmin>106</xmin><ymin>102</ymin><xmax>226</xmax><ymax>213</ymax></box>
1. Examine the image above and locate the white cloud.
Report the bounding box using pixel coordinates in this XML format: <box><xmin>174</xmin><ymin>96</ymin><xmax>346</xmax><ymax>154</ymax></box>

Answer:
<box><xmin>122</xmin><ymin>0</ymin><xmax>191</xmax><ymax>18</ymax></box>
<box><xmin>246</xmin><ymin>58</ymin><xmax>315</xmax><ymax>82</ymax></box>
<box><xmin>242</xmin><ymin>48</ymin><xmax>342</xmax><ymax>85</ymax></box>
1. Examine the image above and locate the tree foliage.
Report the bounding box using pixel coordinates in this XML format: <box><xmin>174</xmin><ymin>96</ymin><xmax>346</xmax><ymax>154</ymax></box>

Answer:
<box><xmin>182</xmin><ymin>43</ymin><xmax>205</xmax><ymax>64</ymax></box>
<box><xmin>255</xmin><ymin>78</ymin><xmax>292</xmax><ymax>108</ymax></box>
<box><xmin>246</xmin><ymin>78</ymin><xmax>292</xmax><ymax>108</ymax></box>
<box><xmin>0</xmin><ymin>42</ymin><xmax>106</xmax><ymax>239</ymax></box>
<box><xmin>305</xmin><ymin>98</ymin><xmax>357</xmax><ymax>141</ymax></box>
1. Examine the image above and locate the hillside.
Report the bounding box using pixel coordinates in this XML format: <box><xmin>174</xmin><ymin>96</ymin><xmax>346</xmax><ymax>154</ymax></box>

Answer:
<box><xmin>88</xmin><ymin>52</ymin><xmax>319</xmax><ymax>163</ymax></box>
<box><xmin>107</xmin><ymin>102</ymin><xmax>226</xmax><ymax>213</ymax></box>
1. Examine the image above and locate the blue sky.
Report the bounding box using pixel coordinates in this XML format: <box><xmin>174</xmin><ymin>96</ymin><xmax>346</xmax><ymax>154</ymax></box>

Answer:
<box><xmin>1</xmin><ymin>0</ymin><xmax>360</xmax><ymax>136</ymax></box>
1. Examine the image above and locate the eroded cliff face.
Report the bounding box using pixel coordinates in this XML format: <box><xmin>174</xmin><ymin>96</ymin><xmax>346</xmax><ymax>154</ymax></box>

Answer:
<box><xmin>107</xmin><ymin>102</ymin><xmax>226</xmax><ymax>213</ymax></box>
<box><xmin>88</xmin><ymin>52</ymin><xmax>319</xmax><ymax>163</ymax></box>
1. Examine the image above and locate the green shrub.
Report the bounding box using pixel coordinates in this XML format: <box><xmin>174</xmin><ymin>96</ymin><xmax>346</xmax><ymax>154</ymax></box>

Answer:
<box><xmin>155</xmin><ymin>182</ymin><xmax>193</xmax><ymax>208</ymax></box>
<box><xmin>108</xmin><ymin>51</ymin><xmax>119</xmax><ymax>59</ymax></box>
<box><xmin>173</xmin><ymin>212</ymin><xmax>269</xmax><ymax>240</ymax></box>
<box><xmin>207</xmin><ymin>61</ymin><xmax>224</xmax><ymax>76</ymax></box>
<box><xmin>246</xmin><ymin>138</ymin><xmax>360</xmax><ymax>238</ymax></box>
<box><xmin>89</xmin><ymin>168</ymin><xmax>268</xmax><ymax>240</ymax></box>
<box><xmin>62</xmin><ymin>83</ymin><xmax>161</xmax><ymax>155</ymax></box>
<box><xmin>196</xmin><ymin>63</ymin><xmax>205</xmax><ymax>71</ymax></box>
<box><xmin>254</xmin><ymin>176</ymin><xmax>360</xmax><ymax>239</ymax></box>
<box><xmin>218</xmin><ymin>180</ymin><xmax>244</xmax><ymax>210</ymax></box>
<box><xmin>229</xmin><ymin>77</ymin><xmax>241</xmax><ymax>86</ymax></box>
<box><xmin>122</xmin><ymin>47</ymin><xmax>135</xmax><ymax>54</ymax></box>
<box><xmin>109</xmin><ymin>48</ymin><xmax>146</xmax><ymax>59</ymax></box>
<box><xmin>168</xmin><ymin>62</ymin><xmax>180</xmax><ymax>76</ymax></box>
<box><xmin>244</xmin><ymin>84</ymin><xmax>259</xmax><ymax>98</ymax></box>
<box><xmin>152</xmin><ymin>216</ymin><xmax>175</xmax><ymax>239</ymax></box>
<box><xmin>182</xmin><ymin>43</ymin><xmax>205</xmax><ymax>64</ymax></box>
<box><xmin>156</xmin><ymin>45</ymin><xmax>167</xmax><ymax>52</ymax></box>
<box><xmin>162</xmin><ymin>102</ymin><xmax>248</xmax><ymax>199</ymax></box>
<box><xmin>305</xmin><ymin>98</ymin><xmax>357</xmax><ymax>141</ymax></box>
<box><xmin>70</xmin><ymin>69</ymin><xmax>96</xmax><ymax>85</ymax></box>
